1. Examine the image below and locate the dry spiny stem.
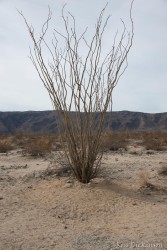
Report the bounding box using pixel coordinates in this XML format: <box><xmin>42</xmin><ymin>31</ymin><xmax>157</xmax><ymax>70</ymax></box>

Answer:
<box><xmin>19</xmin><ymin>1</ymin><xmax>134</xmax><ymax>183</ymax></box>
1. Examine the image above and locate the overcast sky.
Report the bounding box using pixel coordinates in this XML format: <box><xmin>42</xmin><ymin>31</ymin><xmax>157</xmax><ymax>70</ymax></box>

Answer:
<box><xmin>0</xmin><ymin>0</ymin><xmax>167</xmax><ymax>113</ymax></box>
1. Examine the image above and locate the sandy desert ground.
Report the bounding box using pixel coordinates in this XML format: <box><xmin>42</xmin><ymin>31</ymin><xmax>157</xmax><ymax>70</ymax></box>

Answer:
<box><xmin>0</xmin><ymin>139</ymin><xmax>167</xmax><ymax>250</ymax></box>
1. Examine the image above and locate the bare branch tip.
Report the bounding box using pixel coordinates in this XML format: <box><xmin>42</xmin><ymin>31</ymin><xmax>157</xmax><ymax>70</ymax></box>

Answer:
<box><xmin>62</xmin><ymin>3</ymin><xmax>67</xmax><ymax>12</ymax></box>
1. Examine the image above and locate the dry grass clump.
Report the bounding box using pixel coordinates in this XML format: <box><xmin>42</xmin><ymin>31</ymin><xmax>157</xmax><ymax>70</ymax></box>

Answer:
<box><xmin>42</xmin><ymin>165</ymin><xmax>71</xmax><ymax>178</ymax></box>
<box><xmin>101</xmin><ymin>132</ymin><xmax>128</xmax><ymax>151</ymax></box>
<box><xmin>138</xmin><ymin>171</ymin><xmax>155</xmax><ymax>190</ymax></box>
<box><xmin>138</xmin><ymin>172</ymin><xmax>150</xmax><ymax>188</ymax></box>
<box><xmin>0</xmin><ymin>136</ymin><xmax>14</xmax><ymax>153</ymax></box>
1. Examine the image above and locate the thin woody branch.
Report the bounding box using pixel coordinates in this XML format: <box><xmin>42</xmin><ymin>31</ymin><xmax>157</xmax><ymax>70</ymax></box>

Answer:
<box><xmin>20</xmin><ymin>1</ymin><xmax>135</xmax><ymax>183</ymax></box>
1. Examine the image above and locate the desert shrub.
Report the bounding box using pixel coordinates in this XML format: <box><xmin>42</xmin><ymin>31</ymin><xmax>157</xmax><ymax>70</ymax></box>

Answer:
<box><xmin>15</xmin><ymin>130</ymin><xmax>25</xmax><ymax>140</ymax></box>
<box><xmin>20</xmin><ymin>2</ymin><xmax>134</xmax><ymax>183</ymax></box>
<box><xmin>124</xmin><ymin>131</ymin><xmax>167</xmax><ymax>146</ymax></box>
<box><xmin>23</xmin><ymin>136</ymin><xmax>53</xmax><ymax>156</ymax></box>
<box><xmin>144</xmin><ymin>139</ymin><xmax>162</xmax><ymax>151</ymax></box>
<box><xmin>14</xmin><ymin>130</ymin><xmax>26</xmax><ymax>147</ymax></box>
<box><xmin>101</xmin><ymin>132</ymin><xmax>128</xmax><ymax>151</ymax></box>
<box><xmin>141</xmin><ymin>133</ymin><xmax>166</xmax><ymax>151</ymax></box>
<box><xmin>124</xmin><ymin>130</ymin><xmax>143</xmax><ymax>140</ymax></box>
<box><xmin>46</xmin><ymin>134</ymin><xmax>64</xmax><ymax>151</ymax></box>
<box><xmin>0</xmin><ymin>138</ymin><xmax>14</xmax><ymax>153</ymax></box>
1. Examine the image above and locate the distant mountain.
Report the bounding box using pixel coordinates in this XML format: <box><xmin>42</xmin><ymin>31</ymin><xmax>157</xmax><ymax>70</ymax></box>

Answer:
<box><xmin>0</xmin><ymin>110</ymin><xmax>167</xmax><ymax>135</ymax></box>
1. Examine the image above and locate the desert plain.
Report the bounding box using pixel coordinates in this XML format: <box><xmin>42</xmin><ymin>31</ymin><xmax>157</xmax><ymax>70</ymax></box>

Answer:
<box><xmin>0</xmin><ymin>133</ymin><xmax>167</xmax><ymax>250</ymax></box>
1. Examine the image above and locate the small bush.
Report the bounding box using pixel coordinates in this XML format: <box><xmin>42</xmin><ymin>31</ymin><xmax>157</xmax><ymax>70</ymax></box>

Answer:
<box><xmin>101</xmin><ymin>132</ymin><xmax>128</xmax><ymax>151</ymax></box>
<box><xmin>142</xmin><ymin>137</ymin><xmax>165</xmax><ymax>151</ymax></box>
<box><xmin>141</xmin><ymin>131</ymin><xmax>167</xmax><ymax>151</ymax></box>
<box><xmin>0</xmin><ymin>139</ymin><xmax>14</xmax><ymax>153</ymax></box>
<box><xmin>23</xmin><ymin>136</ymin><xmax>53</xmax><ymax>156</ymax></box>
<box><xmin>14</xmin><ymin>130</ymin><xmax>26</xmax><ymax>147</ymax></box>
<box><xmin>48</xmin><ymin>135</ymin><xmax>64</xmax><ymax>151</ymax></box>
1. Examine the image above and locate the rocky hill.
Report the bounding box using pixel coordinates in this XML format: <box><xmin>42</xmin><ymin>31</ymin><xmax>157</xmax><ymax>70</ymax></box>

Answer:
<box><xmin>0</xmin><ymin>110</ymin><xmax>167</xmax><ymax>135</ymax></box>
